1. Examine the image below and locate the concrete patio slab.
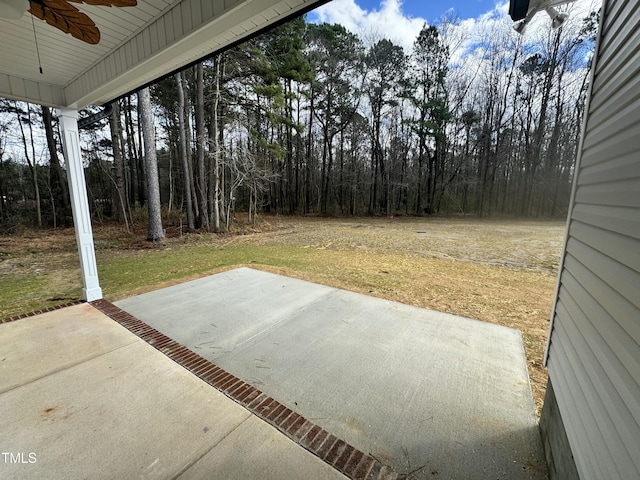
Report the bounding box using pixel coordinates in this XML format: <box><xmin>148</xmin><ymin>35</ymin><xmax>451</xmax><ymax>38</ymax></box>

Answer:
<box><xmin>117</xmin><ymin>267</ymin><xmax>548</xmax><ymax>479</ymax></box>
<box><xmin>0</xmin><ymin>303</ymin><xmax>348</xmax><ymax>480</ymax></box>
<box><xmin>177</xmin><ymin>415</ymin><xmax>345</xmax><ymax>480</ymax></box>
<box><xmin>0</xmin><ymin>303</ymin><xmax>135</xmax><ymax>393</ymax></box>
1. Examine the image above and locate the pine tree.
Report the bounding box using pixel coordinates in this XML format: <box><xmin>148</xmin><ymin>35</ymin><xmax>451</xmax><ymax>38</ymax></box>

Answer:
<box><xmin>138</xmin><ymin>87</ymin><xmax>164</xmax><ymax>241</ymax></box>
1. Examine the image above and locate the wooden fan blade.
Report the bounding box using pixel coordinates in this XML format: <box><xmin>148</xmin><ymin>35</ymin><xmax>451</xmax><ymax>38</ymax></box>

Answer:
<box><xmin>29</xmin><ymin>0</ymin><xmax>100</xmax><ymax>44</ymax></box>
<box><xmin>67</xmin><ymin>0</ymin><xmax>137</xmax><ymax>6</ymax></box>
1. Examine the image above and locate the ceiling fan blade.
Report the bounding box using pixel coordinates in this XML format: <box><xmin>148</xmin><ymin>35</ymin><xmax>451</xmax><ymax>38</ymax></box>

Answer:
<box><xmin>29</xmin><ymin>0</ymin><xmax>100</xmax><ymax>44</ymax></box>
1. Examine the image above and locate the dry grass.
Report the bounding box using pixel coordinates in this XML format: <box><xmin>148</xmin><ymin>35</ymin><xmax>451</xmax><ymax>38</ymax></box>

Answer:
<box><xmin>0</xmin><ymin>215</ymin><xmax>565</xmax><ymax>417</ymax></box>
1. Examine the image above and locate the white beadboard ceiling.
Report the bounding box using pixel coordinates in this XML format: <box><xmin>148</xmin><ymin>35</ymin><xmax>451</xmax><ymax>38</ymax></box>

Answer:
<box><xmin>0</xmin><ymin>0</ymin><xmax>328</xmax><ymax>109</ymax></box>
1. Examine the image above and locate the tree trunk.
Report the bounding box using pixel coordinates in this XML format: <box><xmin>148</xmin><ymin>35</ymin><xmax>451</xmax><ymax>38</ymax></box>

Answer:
<box><xmin>108</xmin><ymin>101</ymin><xmax>129</xmax><ymax>230</ymax></box>
<box><xmin>185</xmin><ymin>81</ymin><xmax>199</xmax><ymax>222</ymax></box>
<box><xmin>196</xmin><ymin>62</ymin><xmax>209</xmax><ymax>229</ymax></box>
<box><xmin>41</xmin><ymin>106</ymin><xmax>70</xmax><ymax>226</ymax></box>
<box><xmin>304</xmin><ymin>92</ymin><xmax>315</xmax><ymax>215</ymax></box>
<box><xmin>123</xmin><ymin>97</ymin><xmax>138</xmax><ymax>207</ymax></box>
<box><xmin>135</xmin><ymin>101</ymin><xmax>147</xmax><ymax>206</ymax></box>
<box><xmin>176</xmin><ymin>72</ymin><xmax>195</xmax><ymax>231</ymax></box>
<box><xmin>211</xmin><ymin>56</ymin><xmax>223</xmax><ymax>233</ymax></box>
<box><xmin>15</xmin><ymin>102</ymin><xmax>42</xmax><ymax>227</ymax></box>
<box><xmin>138</xmin><ymin>87</ymin><xmax>164</xmax><ymax>241</ymax></box>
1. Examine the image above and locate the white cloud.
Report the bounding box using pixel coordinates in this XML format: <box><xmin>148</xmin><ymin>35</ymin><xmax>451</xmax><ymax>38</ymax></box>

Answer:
<box><xmin>312</xmin><ymin>0</ymin><xmax>426</xmax><ymax>51</ymax></box>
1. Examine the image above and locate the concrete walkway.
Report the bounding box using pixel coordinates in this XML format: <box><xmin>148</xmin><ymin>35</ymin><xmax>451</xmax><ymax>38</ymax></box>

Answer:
<box><xmin>116</xmin><ymin>267</ymin><xmax>548</xmax><ymax>480</ymax></box>
<box><xmin>0</xmin><ymin>303</ymin><xmax>348</xmax><ymax>480</ymax></box>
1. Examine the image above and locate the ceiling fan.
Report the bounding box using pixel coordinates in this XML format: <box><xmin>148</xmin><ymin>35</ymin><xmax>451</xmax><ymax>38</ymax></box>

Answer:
<box><xmin>0</xmin><ymin>0</ymin><xmax>137</xmax><ymax>44</ymax></box>
<box><xmin>509</xmin><ymin>0</ymin><xmax>577</xmax><ymax>34</ymax></box>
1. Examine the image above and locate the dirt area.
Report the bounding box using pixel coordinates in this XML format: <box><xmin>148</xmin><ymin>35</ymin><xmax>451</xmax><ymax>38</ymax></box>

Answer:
<box><xmin>252</xmin><ymin>216</ymin><xmax>564</xmax><ymax>272</ymax></box>
<box><xmin>0</xmin><ymin>215</ymin><xmax>566</xmax><ymax>417</ymax></box>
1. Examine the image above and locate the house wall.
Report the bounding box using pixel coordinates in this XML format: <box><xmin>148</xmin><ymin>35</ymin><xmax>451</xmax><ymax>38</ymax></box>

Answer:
<box><xmin>541</xmin><ymin>1</ymin><xmax>640</xmax><ymax>479</ymax></box>
<box><xmin>539</xmin><ymin>379</ymin><xmax>579</xmax><ymax>480</ymax></box>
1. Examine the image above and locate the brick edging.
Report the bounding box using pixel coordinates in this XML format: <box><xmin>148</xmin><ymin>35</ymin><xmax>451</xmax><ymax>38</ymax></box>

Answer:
<box><xmin>90</xmin><ymin>299</ymin><xmax>398</xmax><ymax>480</ymax></box>
<box><xmin>0</xmin><ymin>300</ymin><xmax>85</xmax><ymax>324</ymax></box>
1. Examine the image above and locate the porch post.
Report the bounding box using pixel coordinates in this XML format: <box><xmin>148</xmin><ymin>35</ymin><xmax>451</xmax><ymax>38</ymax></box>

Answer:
<box><xmin>57</xmin><ymin>108</ymin><xmax>103</xmax><ymax>302</ymax></box>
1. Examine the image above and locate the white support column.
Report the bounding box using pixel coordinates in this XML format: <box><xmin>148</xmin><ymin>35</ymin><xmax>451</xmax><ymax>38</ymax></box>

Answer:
<box><xmin>57</xmin><ymin>108</ymin><xmax>103</xmax><ymax>302</ymax></box>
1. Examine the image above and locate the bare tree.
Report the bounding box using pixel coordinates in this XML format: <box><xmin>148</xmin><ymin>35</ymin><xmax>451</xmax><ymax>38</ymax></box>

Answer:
<box><xmin>14</xmin><ymin>102</ymin><xmax>42</xmax><ymax>227</ymax></box>
<box><xmin>211</xmin><ymin>55</ymin><xmax>223</xmax><ymax>233</ymax></box>
<box><xmin>176</xmin><ymin>71</ymin><xmax>195</xmax><ymax>231</ymax></box>
<box><xmin>195</xmin><ymin>63</ymin><xmax>209</xmax><ymax>229</ymax></box>
<box><xmin>223</xmin><ymin>125</ymin><xmax>278</xmax><ymax>225</ymax></box>
<box><xmin>108</xmin><ymin>101</ymin><xmax>129</xmax><ymax>230</ymax></box>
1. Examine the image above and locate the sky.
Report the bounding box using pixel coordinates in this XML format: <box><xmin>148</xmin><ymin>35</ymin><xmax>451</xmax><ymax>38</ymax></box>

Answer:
<box><xmin>321</xmin><ymin>0</ymin><xmax>501</xmax><ymax>24</ymax></box>
<box><xmin>308</xmin><ymin>0</ymin><xmax>513</xmax><ymax>52</ymax></box>
<box><xmin>308</xmin><ymin>0</ymin><xmax>599</xmax><ymax>58</ymax></box>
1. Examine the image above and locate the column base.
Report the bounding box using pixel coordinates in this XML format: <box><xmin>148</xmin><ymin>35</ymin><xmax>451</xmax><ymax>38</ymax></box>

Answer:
<box><xmin>83</xmin><ymin>286</ymin><xmax>103</xmax><ymax>302</ymax></box>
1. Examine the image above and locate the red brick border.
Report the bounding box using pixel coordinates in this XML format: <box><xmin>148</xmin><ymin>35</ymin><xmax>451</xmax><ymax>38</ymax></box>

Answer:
<box><xmin>0</xmin><ymin>300</ymin><xmax>85</xmax><ymax>324</ymax></box>
<box><xmin>90</xmin><ymin>299</ymin><xmax>397</xmax><ymax>480</ymax></box>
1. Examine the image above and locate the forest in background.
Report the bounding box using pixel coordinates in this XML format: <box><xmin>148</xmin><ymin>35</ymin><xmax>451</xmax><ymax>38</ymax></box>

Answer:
<box><xmin>0</xmin><ymin>6</ymin><xmax>599</xmax><ymax>235</ymax></box>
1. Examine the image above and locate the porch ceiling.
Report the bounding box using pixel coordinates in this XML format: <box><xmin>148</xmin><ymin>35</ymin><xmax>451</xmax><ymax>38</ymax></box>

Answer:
<box><xmin>0</xmin><ymin>0</ymin><xmax>328</xmax><ymax>109</ymax></box>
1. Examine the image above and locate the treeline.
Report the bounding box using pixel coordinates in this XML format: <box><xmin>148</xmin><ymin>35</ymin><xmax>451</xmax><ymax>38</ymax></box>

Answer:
<box><xmin>0</xmin><ymin>10</ymin><xmax>598</xmax><ymax>232</ymax></box>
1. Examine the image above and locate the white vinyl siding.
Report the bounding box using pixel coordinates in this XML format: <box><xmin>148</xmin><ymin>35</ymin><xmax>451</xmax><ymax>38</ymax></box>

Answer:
<box><xmin>546</xmin><ymin>0</ymin><xmax>640</xmax><ymax>479</ymax></box>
